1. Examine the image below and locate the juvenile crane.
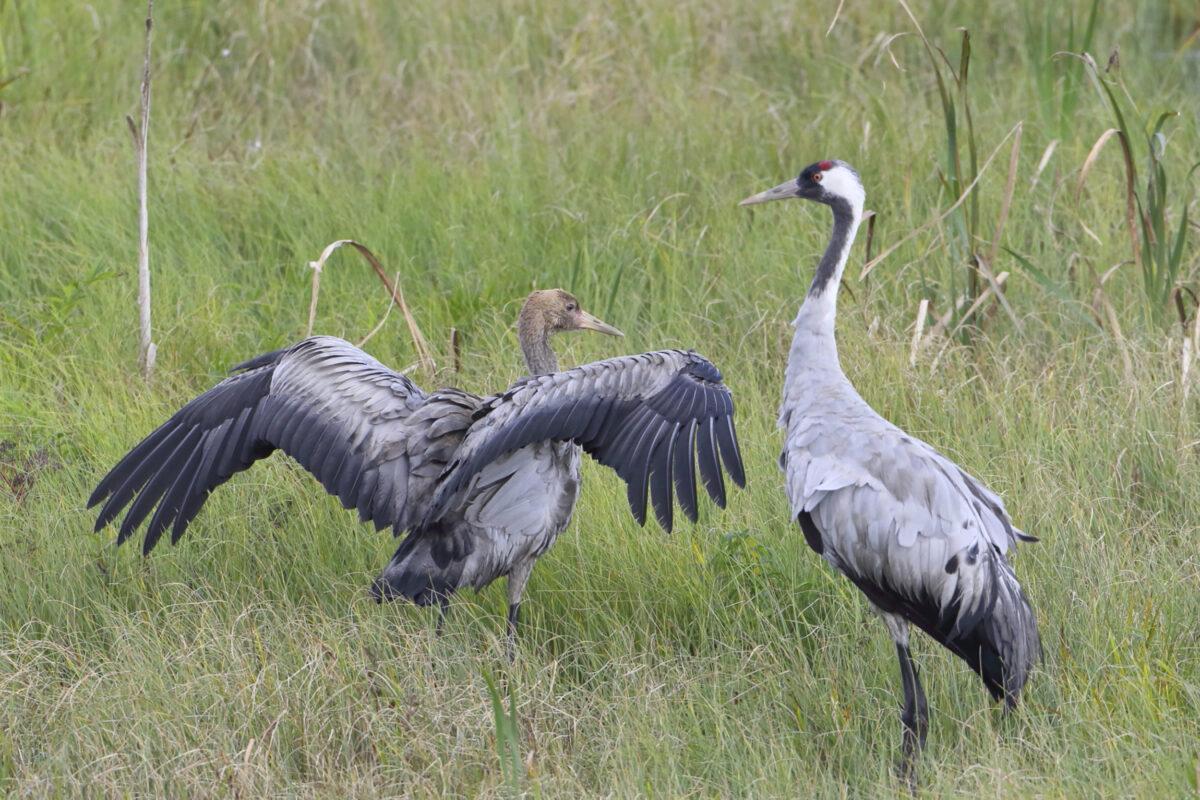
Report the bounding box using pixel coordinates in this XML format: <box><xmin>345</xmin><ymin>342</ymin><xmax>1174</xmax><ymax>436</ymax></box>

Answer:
<box><xmin>740</xmin><ymin>161</ymin><xmax>1039</xmax><ymax>784</ymax></box>
<box><xmin>89</xmin><ymin>290</ymin><xmax>745</xmax><ymax>644</ymax></box>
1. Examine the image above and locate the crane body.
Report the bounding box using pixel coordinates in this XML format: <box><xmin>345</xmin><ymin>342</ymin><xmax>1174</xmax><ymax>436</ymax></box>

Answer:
<box><xmin>742</xmin><ymin>161</ymin><xmax>1039</xmax><ymax>786</ymax></box>
<box><xmin>89</xmin><ymin>291</ymin><xmax>745</xmax><ymax>645</ymax></box>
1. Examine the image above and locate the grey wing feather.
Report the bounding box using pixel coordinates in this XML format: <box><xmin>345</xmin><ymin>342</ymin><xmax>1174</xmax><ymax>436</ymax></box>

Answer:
<box><xmin>426</xmin><ymin>350</ymin><xmax>745</xmax><ymax>532</ymax></box>
<box><xmin>783</xmin><ymin>406</ymin><xmax>1031</xmax><ymax>632</ymax></box>
<box><xmin>88</xmin><ymin>336</ymin><xmax>475</xmax><ymax>552</ymax></box>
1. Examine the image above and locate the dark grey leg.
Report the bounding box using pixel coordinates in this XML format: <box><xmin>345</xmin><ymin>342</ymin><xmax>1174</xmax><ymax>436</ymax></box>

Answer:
<box><xmin>434</xmin><ymin>597</ymin><xmax>450</xmax><ymax>636</ymax></box>
<box><xmin>505</xmin><ymin>561</ymin><xmax>532</xmax><ymax>662</ymax></box>
<box><xmin>895</xmin><ymin>641</ymin><xmax>929</xmax><ymax>791</ymax></box>
<box><xmin>505</xmin><ymin>602</ymin><xmax>521</xmax><ymax>661</ymax></box>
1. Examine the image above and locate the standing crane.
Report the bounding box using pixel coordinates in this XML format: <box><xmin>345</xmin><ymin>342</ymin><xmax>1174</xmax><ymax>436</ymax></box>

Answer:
<box><xmin>89</xmin><ymin>289</ymin><xmax>745</xmax><ymax>646</ymax></box>
<box><xmin>740</xmin><ymin>161</ymin><xmax>1039</xmax><ymax>785</ymax></box>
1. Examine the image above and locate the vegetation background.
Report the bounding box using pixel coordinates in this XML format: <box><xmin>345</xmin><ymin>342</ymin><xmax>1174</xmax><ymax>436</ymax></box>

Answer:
<box><xmin>1</xmin><ymin>0</ymin><xmax>1198</xmax><ymax>796</ymax></box>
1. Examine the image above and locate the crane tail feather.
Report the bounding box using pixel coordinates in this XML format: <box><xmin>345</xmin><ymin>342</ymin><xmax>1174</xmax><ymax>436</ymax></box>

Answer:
<box><xmin>372</xmin><ymin>530</ymin><xmax>468</xmax><ymax>606</ymax></box>
<box><xmin>976</xmin><ymin>563</ymin><xmax>1041</xmax><ymax>705</ymax></box>
<box><xmin>920</xmin><ymin>561</ymin><xmax>1040</xmax><ymax>705</ymax></box>
<box><xmin>841</xmin><ymin>551</ymin><xmax>1040</xmax><ymax>706</ymax></box>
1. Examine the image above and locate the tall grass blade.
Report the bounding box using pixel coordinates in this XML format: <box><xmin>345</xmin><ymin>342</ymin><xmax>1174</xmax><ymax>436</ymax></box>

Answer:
<box><xmin>483</xmin><ymin>669</ymin><xmax>522</xmax><ymax>796</ymax></box>
<box><xmin>1003</xmin><ymin>246</ymin><xmax>1103</xmax><ymax>333</ymax></box>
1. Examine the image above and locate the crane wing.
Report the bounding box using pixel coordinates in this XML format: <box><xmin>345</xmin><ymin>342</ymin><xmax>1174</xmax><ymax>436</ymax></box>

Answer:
<box><xmin>88</xmin><ymin>336</ymin><xmax>475</xmax><ymax>554</ymax></box>
<box><xmin>426</xmin><ymin>350</ymin><xmax>745</xmax><ymax>532</ymax></box>
<box><xmin>784</xmin><ymin>417</ymin><xmax>1036</xmax><ymax>641</ymax></box>
<box><xmin>784</xmin><ymin>415</ymin><xmax>1033</xmax><ymax>558</ymax></box>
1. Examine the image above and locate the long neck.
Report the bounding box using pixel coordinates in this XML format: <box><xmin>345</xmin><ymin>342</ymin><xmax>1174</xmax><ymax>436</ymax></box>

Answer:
<box><xmin>518</xmin><ymin>322</ymin><xmax>558</xmax><ymax>376</ymax></box>
<box><xmin>789</xmin><ymin>197</ymin><xmax>862</xmax><ymax>373</ymax></box>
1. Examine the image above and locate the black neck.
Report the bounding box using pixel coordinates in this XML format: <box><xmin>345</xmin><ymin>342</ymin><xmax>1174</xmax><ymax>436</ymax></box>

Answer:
<box><xmin>808</xmin><ymin>198</ymin><xmax>856</xmax><ymax>298</ymax></box>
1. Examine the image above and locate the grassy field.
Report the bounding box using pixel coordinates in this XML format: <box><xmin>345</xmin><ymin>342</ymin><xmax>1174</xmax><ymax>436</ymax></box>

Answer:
<box><xmin>2</xmin><ymin>0</ymin><xmax>1199</xmax><ymax>796</ymax></box>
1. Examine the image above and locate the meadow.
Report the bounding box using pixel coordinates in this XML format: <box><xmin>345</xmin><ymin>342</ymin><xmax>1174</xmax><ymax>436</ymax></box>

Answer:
<box><xmin>1</xmin><ymin>0</ymin><xmax>1199</xmax><ymax>796</ymax></box>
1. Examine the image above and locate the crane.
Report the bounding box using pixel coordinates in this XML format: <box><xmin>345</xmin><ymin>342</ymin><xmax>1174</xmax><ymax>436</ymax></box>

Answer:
<box><xmin>89</xmin><ymin>289</ymin><xmax>745</xmax><ymax>646</ymax></box>
<box><xmin>740</xmin><ymin>161</ymin><xmax>1040</xmax><ymax>785</ymax></box>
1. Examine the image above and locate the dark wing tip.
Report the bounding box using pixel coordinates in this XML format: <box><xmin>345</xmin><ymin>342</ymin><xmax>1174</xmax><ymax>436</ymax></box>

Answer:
<box><xmin>695</xmin><ymin>417</ymin><xmax>727</xmax><ymax>508</ymax></box>
<box><xmin>439</xmin><ymin>350</ymin><xmax>744</xmax><ymax>536</ymax></box>
<box><xmin>227</xmin><ymin>346</ymin><xmax>290</xmax><ymax>374</ymax></box>
<box><xmin>86</xmin><ymin>486</ymin><xmax>106</xmax><ymax>509</ymax></box>
<box><xmin>715</xmin><ymin>413</ymin><xmax>745</xmax><ymax>488</ymax></box>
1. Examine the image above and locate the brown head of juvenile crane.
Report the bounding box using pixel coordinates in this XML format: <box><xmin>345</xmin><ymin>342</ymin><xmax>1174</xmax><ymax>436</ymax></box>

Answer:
<box><xmin>515</xmin><ymin>289</ymin><xmax>624</xmax><ymax>375</ymax></box>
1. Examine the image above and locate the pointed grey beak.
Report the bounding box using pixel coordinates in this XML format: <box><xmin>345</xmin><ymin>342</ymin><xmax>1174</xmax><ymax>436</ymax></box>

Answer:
<box><xmin>576</xmin><ymin>310</ymin><xmax>624</xmax><ymax>337</ymax></box>
<box><xmin>738</xmin><ymin>179</ymin><xmax>800</xmax><ymax>206</ymax></box>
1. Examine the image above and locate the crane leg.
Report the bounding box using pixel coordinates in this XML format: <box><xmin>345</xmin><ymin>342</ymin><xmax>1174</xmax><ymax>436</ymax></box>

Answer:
<box><xmin>435</xmin><ymin>598</ymin><xmax>450</xmax><ymax>636</ymax></box>
<box><xmin>506</xmin><ymin>602</ymin><xmax>521</xmax><ymax>660</ymax></box>
<box><xmin>505</xmin><ymin>560</ymin><xmax>534</xmax><ymax>661</ymax></box>
<box><xmin>894</xmin><ymin>641</ymin><xmax>929</xmax><ymax>791</ymax></box>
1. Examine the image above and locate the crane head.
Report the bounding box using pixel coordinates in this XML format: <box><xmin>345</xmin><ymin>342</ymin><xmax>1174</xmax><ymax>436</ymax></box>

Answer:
<box><xmin>739</xmin><ymin>160</ymin><xmax>864</xmax><ymax>212</ymax></box>
<box><xmin>518</xmin><ymin>289</ymin><xmax>624</xmax><ymax>338</ymax></box>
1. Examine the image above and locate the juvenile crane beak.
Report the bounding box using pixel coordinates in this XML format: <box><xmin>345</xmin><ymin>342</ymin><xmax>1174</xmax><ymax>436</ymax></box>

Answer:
<box><xmin>576</xmin><ymin>310</ymin><xmax>624</xmax><ymax>337</ymax></box>
<box><xmin>738</xmin><ymin>179</ymin><xmax>799</xmax><ymax>206</ymax></box>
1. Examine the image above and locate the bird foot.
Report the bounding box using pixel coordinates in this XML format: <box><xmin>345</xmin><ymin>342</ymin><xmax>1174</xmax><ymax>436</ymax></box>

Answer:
<box><xmin>892</xmin><ymin>758</ymin><xmax>920</xmax><ymax>795</ymax></box>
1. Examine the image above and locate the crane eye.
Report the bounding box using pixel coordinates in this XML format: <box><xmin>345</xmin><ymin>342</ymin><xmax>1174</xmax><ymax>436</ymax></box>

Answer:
<box><xmin>812</xmin><ymin>172</ymin><xmax>823</xmax><ymax>182</ymax></box>
<box><xmin>566</xmin><ymin>303</ymin><xmax>576</xmax><ymax>311</ymax></box>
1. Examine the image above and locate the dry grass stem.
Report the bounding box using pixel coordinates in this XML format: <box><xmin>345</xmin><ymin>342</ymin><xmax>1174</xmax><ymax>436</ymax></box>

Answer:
<box><xmin>943</xmin><ymin>270</ymin><xmax>1009</xmax><ymax>341</ymax></box>
<box><xmin>305</xmin><ymin>239</ymin><xmax>436</xmax><ymax>378</ymax></box>
<box><xmin>1091</xmin><ymin>280</ymin><xmax>1134</xmax><ymax>382</ymax></box>
<box><xmin>1033</xmin><ymin>140</ymin><xmax>1058</xmax><ymax>186</ymax></box>
<box><xmin>862</xmin><ymin>210</ymin><xmax>877</xmax><ymax>265</ymax></box>
<box><xmin>926</xmin><ymin>272</ymin><xmax>1010</xmax><ymax>371</ymax></box>
<box><xmin>1182</xmin><ymin>293</ymin><xmax>1200</xmax><ymax>404</ymax></box>
<box><xmin>126</xmin><ymin>1</ymin><xmax>155</xmax><ymax>379</ymax></box>
<box><xmin>357</xmin><ymin>271</ymin><xmax>403</xmax><ymax>348</ymax></box>
<box><xmin>1076</xmin><ymin>126</ymin><xmax>1139</xmax><ymax>270</ymax></box>
<box><xmin>910</xmin><ymin>298</ymin><xmax>929</xmax><ymax>365</ymax></box>
<box><xmin>825</xmin><ymin>0</ymin><xmax>845</xmax><ymax>37</ymax></box>
<box><xmin>1182</xmin><ymin>335</ymin><xmax>1192</xmax><ymax>404</ymax></box>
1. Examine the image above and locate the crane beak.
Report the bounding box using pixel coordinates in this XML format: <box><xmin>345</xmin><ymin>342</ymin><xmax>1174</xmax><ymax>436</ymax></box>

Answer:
<box><xmin>738</xmin><ymin>179</ymin><xmax>799</xmax><ymax>206</ymax></box>
<box><xmin>576</xmin><ymin>310</ymin><xmax>624</xmax><ymax>337</ymax></box>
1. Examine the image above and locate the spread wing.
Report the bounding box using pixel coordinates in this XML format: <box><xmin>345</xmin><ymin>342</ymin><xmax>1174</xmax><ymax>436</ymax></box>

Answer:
<box><xmin>426</xmin><ymin>350</ymin><xmax>745</xmax><ymax>532</ymax></box>
<box><xmin>88</xmin><ymin>336</ymin><xmax>479</xmax><ymax>553</ymax></box>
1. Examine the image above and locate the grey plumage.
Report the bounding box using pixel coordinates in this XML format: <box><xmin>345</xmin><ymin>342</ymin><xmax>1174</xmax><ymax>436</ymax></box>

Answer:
<box><xmin>88</xmin><ymin>290</ymin><xmax>745</xmax><ymax>644</ymax></box>
<box><xmin>742</xmin><ymin>161</ymin><xmax>1039</xmax><ymax>785</ymax></box>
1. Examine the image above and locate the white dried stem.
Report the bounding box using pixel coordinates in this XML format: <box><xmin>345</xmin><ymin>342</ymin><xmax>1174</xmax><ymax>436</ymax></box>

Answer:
<box><xmin>128</xmin><ymin>1</ymin><xmax>155</xmax><ymax>379</ymax></box>
<box><xmin>909</xmin><ymin>298</ymin><xmax>928</xmax><ymax>366</ymax></box>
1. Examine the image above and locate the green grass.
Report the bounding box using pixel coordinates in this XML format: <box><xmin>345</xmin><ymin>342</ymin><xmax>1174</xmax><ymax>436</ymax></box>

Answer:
<box><xmin>2</xmin><ymin>0</ymin><xmax>1200</xmax><ymax>796</ymax></box>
